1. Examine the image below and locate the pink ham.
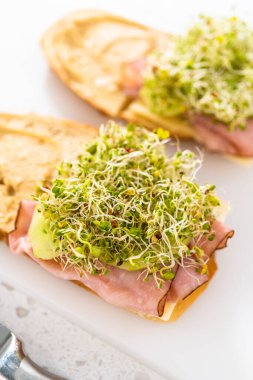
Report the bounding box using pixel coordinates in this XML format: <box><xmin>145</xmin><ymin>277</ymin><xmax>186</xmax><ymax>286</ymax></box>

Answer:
<box><xmin>9</xmin><ymin>201</ymin><xmax>171</xmax><ymax>317</ymax></box>
<box><xmin>8</xmin><ymin>201</ymin><xmax>233</xmax><ymax>317</ymax></box>
<box><xmin>167</xmin><ymin>220</ymin><xmax>234</xmax><ymax>302</ymax></box>
<box><xmin>121</xmin><ymin>58</ymin><xmax>146</xmax><ymax>97</ymax></box>
<box><xmin>191</xmin><ymin>114</ymin><xmax>253</xmax><ymax>157</ymax></box>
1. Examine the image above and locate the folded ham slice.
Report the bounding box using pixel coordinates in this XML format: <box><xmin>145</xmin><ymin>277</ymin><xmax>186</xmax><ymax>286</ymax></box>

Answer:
<box><xmin>189</xmin><ymin>114</ymin><xmax>253</xmax><ymax>157</ymax></box>
<box><xmin>167</xmin><ymin>220</ymin><xmax>234</xmax><ymax>302</ymax></box>
<box><xmin>9</xmin><ymin>201</ymin><xmax>172</xmax><ymax>317</ymax></box>
<box><xmin>8</xmin><ymin>200</ymin><xmax>233</xmax><ymax>318</ymax></box>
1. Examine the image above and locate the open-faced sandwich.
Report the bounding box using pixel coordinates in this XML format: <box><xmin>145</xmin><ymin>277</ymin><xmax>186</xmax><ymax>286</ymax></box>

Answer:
<box><xmin>42</xmin><ymin>11</ymin><xmax>253</xmax><ymax>157</ymax></box>
<box><xmin>8</xmin><ymin>120</ymin><xmax>234</xmax><ymax>321</ymax></box>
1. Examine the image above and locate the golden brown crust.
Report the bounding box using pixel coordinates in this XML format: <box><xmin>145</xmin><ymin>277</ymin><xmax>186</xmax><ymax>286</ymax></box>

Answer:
<box><xmin>0</xmin><ymin>113</ymin><xmax>98</xmax><ymax>236</ymax></box>
<box><xmin>41</xmin><ymin>9</ymin><xmax>195</xmax><ymax>138</ymax></box>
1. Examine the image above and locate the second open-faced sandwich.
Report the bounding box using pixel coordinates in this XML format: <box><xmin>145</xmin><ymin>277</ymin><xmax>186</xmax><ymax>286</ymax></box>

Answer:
<box><xmin>42</xmin><ymin>11</ymin><xmax>253</xmax><ymax>157</ymax></box>
<box><xmin>8</xmin><ymin>121</ymin><xmax>234</xmax><ymax>321</ymax></box>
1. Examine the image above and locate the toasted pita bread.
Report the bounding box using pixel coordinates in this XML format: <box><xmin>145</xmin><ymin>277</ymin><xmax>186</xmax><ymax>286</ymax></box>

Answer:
<box><xmin>41</xmin><ymin>9</ymin><xmax>195</xmax><ymax>138</ymax></box>
<box><xmin>0</xmin><ymin>113</ymin><xmax>98</xmax><ymax>238</ymax></box>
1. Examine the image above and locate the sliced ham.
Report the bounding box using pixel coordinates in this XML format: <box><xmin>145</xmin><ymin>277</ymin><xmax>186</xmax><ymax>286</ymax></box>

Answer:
<box><xmin>167</xmin><ymin>220</ymin><xmax>234</xmax><ymax>302</ymax></box>
<box><xmin>8</xmin><ymin>200</ymin><xmax>233</xmax><ymax>317</ymax></box>
<box><xmin>9</xmin><ymin>201</ymin><xmax>171</xmax><ymax>317</ymax></box>
<box><xmin>121</xmin><ymin>58</ymin><xmax>146</xmax><ymax>97</ymax></box>
<box><xmin>9</xmin><ymin>200</ymin><xmax>37</xmax><ymax>254</ymax></box>
<box><xmin>191</xmin><ymin>114</ymin><xmax>253</xmax><ymax>157</ymax></box>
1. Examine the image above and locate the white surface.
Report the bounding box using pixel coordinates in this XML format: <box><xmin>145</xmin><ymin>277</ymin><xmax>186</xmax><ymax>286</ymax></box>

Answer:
<box><xmin>0</xmin><ymin>1</ymin><xmax>252</xmax><ymax>380</ymax></box>
<box><xmin>0</xmin><ymin>280</ymin><xmax>165</xmax><ymax>380</ymax></box>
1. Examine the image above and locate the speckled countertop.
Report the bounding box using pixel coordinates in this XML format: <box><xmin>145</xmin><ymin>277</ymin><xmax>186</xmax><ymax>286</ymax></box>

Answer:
<box><xmin>0</xmin><ymin>279</ymin><xmax>166</xmax><ymax>380</ymax></box>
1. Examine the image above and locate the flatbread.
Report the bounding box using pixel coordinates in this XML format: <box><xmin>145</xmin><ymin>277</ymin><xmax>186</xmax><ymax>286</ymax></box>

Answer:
<box><xmin>41</xmin><ymin>9</ymin><xmax>195</xmax><ymax>138</ymax></box>
<box><xmin>0</xmin><ymin>113</ymin><xmax>98</xmax><ymax>237</ymax></box>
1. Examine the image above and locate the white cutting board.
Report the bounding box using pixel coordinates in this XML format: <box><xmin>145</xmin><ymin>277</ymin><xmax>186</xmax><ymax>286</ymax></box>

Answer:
<box><xmin>0</xmin><ymin>1</ymin><xmax>253</xmax><ymax>379</ymax></box>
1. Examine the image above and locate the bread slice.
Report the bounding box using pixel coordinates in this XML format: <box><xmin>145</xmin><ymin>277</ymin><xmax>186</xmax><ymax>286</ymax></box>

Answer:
<box><xmin>41</xmin><ymin>10</ymin><xmax>195</xmax><ymax>138</ymax></box>
<box><xmin>0</xmin><ymin>113</ymin><xmax>98</xmax><ymax>238</ymax></box>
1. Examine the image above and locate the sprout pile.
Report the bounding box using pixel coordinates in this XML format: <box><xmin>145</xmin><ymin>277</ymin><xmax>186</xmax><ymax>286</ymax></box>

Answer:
<box><xmin>142</xmin><ymin>16</ymin><xmax>253</xmax><ymax>130</ymax></box>
<box><xmin>36</xmin><ymin>122</ymin><xmax>220</xmax><ymax>286</ymax></box>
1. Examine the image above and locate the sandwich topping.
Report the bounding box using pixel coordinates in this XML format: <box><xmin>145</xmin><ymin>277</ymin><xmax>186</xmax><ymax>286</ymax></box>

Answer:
<box><xmin>142</xmin><ymin>16</ymin><xmax>253</xmax><ymax>130</ymax></box>
<box><xmin>33</xmin><ymin>122</ymin><xmax>221</xmax><ymax>286</ymax></box>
